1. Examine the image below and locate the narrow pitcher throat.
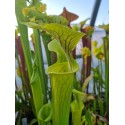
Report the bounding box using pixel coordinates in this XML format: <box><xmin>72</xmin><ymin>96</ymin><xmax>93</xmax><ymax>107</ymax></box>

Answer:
<box><xmin>47</xmin><ymin>61</ymin><xmax>79</xmax><ymax>75</ymax></box>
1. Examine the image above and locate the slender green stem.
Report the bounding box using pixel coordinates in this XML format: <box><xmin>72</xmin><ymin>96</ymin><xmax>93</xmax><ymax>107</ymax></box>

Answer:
<box><xmin>98</xmin><ymin>60</ymin><xmax>101</xmax><ymax>97</ymax></box>
<box><xmin>33</xmin><ymin>29</ymin><xmax>48</xmax><ymax>103</ymax></box>
<box><xmin>103</xmin><ymin>36</ymin><xmax>109</xmax><ymax>113</ymax></box>
<box><xmin>100</xmin><ymin>60</ymin><xmax>103</xmax><ymax>93</ymax></box>
<box><xmin>15</xmin><ymin>0</ymin><xmax>33</xmax><ymax>78</ymax></box>
<box><xmin>30</xmin><ymin>64</ymin><xmax>44</xmax><ymax>125</ymax></box>
<box><xmin>93</xmin><ymin>77</ymin><xmax>96</xmax><ymax>95</ymax></box>
<box><xmin>17</xmin><ymin>22</ymin><xmax>33</xmax><ymax>79</ymax></box>
<box><xmin>41</xmin><ymin>34</ymin><xmax>52</xmax><ymax>66</ymax></box>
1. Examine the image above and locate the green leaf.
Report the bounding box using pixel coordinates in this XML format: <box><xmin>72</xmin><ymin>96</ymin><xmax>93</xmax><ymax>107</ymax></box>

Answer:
<box><xmin>43</xmin><ymin>23</ymin><xmax>85</xmax><ymax>53</ymax></box>
<box><xmin>72</xmin><ymin>24</ymin><xmax>80</xmax><ymax>31</ymax></box>
<box><xmin>38</xmin><ymin>103</ymin><xmax>52</xmax><ymax>122</ymax></box>
<box><xmin>85</xmin><ymin>109</ymin><xmax>93</xmax><ymax>125</ymax></box>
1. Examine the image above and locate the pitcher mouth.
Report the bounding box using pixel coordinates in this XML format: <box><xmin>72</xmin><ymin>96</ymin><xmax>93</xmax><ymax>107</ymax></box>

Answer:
<box><xmin>46</xmin><ymin>62</ymin><xmax>79</xmax><ymax>75</ymax></box>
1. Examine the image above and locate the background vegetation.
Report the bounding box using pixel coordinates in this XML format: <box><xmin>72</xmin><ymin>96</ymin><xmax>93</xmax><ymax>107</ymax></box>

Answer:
<box><xmin>15</xmin><ymin>0</ymin><xmax>109</xmax><ymax>124</ymax></box>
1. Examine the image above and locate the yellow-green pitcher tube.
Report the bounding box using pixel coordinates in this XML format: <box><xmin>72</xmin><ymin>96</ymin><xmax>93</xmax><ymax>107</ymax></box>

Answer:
<box><xmin>46</xmin><ymin>38</ymin><xmax>81</xmax><ymax>125</ymax></box>
<box><xmin>44</xmin><ymin>24</ymin><xmax>85</xmax><ymax>125</ymax></box>
<box><xmin>50</xmin><ymin>73</ymin><xmax>74</xmax><ymax>125</ymax></box>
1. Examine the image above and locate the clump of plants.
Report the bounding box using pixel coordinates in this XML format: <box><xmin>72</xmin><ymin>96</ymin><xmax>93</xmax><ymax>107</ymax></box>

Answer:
<box><xmin>15</xmin><ymin>0</ymin><xmax>109</xmax><ymax>124</ymax></box>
